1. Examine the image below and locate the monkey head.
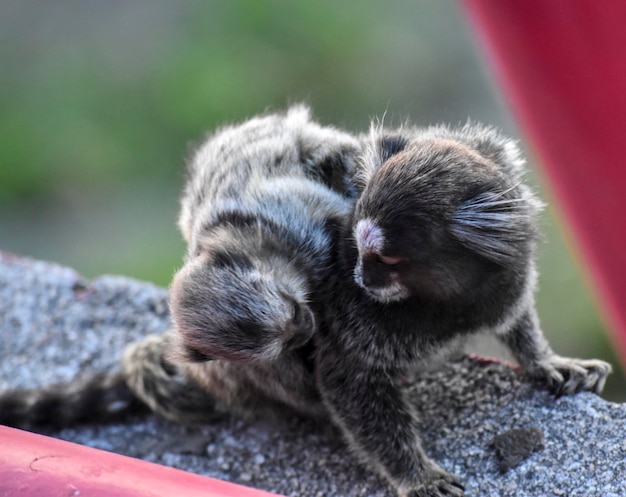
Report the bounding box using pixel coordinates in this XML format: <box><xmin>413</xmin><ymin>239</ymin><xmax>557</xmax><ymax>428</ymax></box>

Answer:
<box><xmin>168</xmin><ymin>230</ymin><xmax>315</xmax><ymax>364</ymax></box>
<box><xmin>352</xmin><ymin>125</ymin><xmax>542</xmax><ymax>304</ymax></box>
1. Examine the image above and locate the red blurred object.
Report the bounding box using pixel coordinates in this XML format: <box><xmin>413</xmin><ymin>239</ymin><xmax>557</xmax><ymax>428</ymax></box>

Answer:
<box><xmin>0</xmin><ymin>425</ymin><xmax>283</xmax><ymax>497</ymax></box>
<box><xmin>463</xmin><ymin>0</ymin><xmax>626</xmax><ymax>366</ymax></box>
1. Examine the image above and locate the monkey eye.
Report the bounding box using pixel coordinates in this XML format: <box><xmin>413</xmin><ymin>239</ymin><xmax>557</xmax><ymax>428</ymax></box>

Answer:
<box><xmin>364</xmin><ymin>251</ymin><xmax>404</xmax><ymax>268</ymax></box>
<box><xmin>377</xmin><ymin>254</ymin><xmax>404</xmax><ymax>266</ymax></box>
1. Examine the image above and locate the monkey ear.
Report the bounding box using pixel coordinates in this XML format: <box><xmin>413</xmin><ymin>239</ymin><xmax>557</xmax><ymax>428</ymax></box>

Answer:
<box><xmin>355</xmin><ymin>128</ymin><xmax>409</xmax><ymax>190</ymax></box>
<box><xmin>450</xmin><ymin>191</ymin><xmax>536</xmax><ymax>266</ymax></box>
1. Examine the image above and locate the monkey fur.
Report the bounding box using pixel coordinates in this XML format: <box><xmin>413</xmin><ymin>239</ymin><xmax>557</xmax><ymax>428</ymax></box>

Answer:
<box><xmin>312</xmin><ymin>122</ymin><xmax>611</xmax><ymax>496</ymax></box>
<box><xmin>0</xmin><ymin>112</ymin><xmax>612</xmax><ymax>497</ymax></box>
<box><xmin>170</xmin><ymin>104</ymin><xmax>358</xmax><ymax>365</ymax></box>
<box><xmin>162</xmin><ymin>105</ymin><xmax>360</xmax><ymax>421</ymax></box>
<box><xmin>119</xmin><ymin>120</ymin><xmax>613</xmax><ymax>497</ymax></box>
<box><xmin>0</xmin><ymin>370</ymin><xmax>150</xmax><ymax>433</ymax></box>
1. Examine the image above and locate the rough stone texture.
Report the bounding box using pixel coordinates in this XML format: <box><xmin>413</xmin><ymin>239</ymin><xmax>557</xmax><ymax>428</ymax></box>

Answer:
<box><xmin>1</xmin><ymin>252</ymin><xmax>624</xmax><ymax>497</ymax></box>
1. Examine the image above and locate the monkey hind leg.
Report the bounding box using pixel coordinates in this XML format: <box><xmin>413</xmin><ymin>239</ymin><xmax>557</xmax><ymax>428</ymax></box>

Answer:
<box><xmin>122</xmin><ymin>333</ymin><xmax>222</xmax><ymax>425</ymax></box>
<box><xmin>501</xmin><ymin>309</ymin><xmax>613</xmax><ymax>397</ymax></box>
<box><xmin>0</xmin><ymin>369</ymin><xmax>149</xmax><ymax>433</ymax></box>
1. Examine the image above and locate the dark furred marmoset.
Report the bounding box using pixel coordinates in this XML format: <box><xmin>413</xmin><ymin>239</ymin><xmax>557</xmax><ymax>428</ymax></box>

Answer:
<box><xmin>313</xmin><ymin>122</ymin><xmax>610</xmax><ymax>496</ymax></box>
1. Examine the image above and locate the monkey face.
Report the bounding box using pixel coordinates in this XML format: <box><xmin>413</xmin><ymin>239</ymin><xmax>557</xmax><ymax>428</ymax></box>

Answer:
<box><xmin>352</xmin><ymin>214</ymin><xmax>484</xmax><ymax>303</ymax></box>
<box><xmin>352</xmin><ymin>218</ymin><xmax>411</xmax><ymax>302</ymax></box>
<box><xmin>169</xmin><ymin>250</ymin><xmax>315</xmax><ymax>364</ymax></box>
<box><xmin>352</xmin><ymin>134</ymin><xmax>538</xmax><ymax>304</ymax></box>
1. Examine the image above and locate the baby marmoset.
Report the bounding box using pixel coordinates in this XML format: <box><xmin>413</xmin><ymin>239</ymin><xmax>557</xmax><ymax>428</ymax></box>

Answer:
<box><xmin>0</xmin><ymin>106</ymin><xmax>359</xmax><ymax>428</ymax></box>
<box><xmin>313</xmin><ymin>122</ymin><xmax>611</xmax><ymax>497</ymax></box>
<box><xmin>156</xmin><ymin>104</ymin><xmax>360</xmax><ymax>420</ymax></box>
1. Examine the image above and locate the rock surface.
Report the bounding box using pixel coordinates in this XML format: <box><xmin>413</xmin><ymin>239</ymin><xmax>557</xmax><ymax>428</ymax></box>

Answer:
<box><xmin>1</xmin><ymin>252</ymin><xmax>624</xmax><ymax>497</ymax></box>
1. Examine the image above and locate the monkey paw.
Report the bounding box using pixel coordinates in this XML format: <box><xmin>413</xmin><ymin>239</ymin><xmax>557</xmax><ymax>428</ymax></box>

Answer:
<box><xmin>531</xmin><ymin>355</ymin><xmax>612</xmax><ymax>396</ymax></box>
<box><xmin>401</xmin><ymin>471</ymin><xmax>465</xmax><ymax>497</ymax></box>
<box><xmin>122</xmin><ymin>334</ymin><xmax>220</xmax><ymax>424</ymax></box>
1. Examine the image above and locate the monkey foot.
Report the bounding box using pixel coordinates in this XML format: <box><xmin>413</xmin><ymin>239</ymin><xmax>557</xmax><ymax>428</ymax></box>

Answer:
<box><xmin>531</xmin><ymin>355</ymin><xmax>612</xmax><ymax>397</ymax></box>
<box><xmin>401</xmin><ymin>470</ymin><xmax>465</xmax><ymax>497</ymax></box>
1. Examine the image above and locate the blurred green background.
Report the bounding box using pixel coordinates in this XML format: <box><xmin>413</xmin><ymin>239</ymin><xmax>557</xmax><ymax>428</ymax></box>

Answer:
<box><xmin>0</xmin><ymin>1</ymin><xmax>623</xmax><ymax>400</ymax></box>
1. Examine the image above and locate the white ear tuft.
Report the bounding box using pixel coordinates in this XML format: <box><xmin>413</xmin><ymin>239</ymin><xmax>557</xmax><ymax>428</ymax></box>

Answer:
<box><xmin>451</xmin><ymin>191</ymin><xmax>536</xmax><ymax>266</ymax></box>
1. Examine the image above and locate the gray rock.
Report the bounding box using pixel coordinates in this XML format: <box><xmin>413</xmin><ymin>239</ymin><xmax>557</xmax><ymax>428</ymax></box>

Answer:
<box><xmin>1</xmin><ymin>252</ymin><xmax>624</xmax><ymax>497</ymax></box>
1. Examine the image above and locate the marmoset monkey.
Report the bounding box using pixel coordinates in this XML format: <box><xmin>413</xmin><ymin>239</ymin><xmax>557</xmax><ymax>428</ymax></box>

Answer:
<box><xmin>152</xmin><ymin>105</ymin><xmax>362</xmax><ymax>420</ymax></box>
<box><xmin>0</xmin><ymin>106</ymin><xmax>358</xmax><ymax>428</ymax></box>
<box><xmin>313</xmin><ymin>122</ymin><xmax>611</xmax><ymax>496</ymax></box>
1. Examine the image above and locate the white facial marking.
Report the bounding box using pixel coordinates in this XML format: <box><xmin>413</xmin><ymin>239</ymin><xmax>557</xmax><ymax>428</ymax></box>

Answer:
<box><xmin>354</xmin><ymin>219</ymin><xmax>384</xmax><ymax>254</ymax></box>
<box><xmin>363</xmin><ymin>282</ymin><xmax>410</xmax><ymax>304</ymax></box>
<box><xmin>353</xmin><ymin>219</ymin><xmax>411</xmax><ymax>303</ymax></box>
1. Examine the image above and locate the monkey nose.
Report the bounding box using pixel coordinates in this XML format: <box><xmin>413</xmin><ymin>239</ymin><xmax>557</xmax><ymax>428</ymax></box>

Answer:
<box><xmin>360</xmin><ymin>259</ymin><xmax>377</xmax><ymax>286</ymax></box>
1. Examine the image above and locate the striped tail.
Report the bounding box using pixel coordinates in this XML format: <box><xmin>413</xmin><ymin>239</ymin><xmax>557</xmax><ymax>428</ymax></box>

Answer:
<box><xmin>0</xmin><ymin>369</ymin><xmax>149</xmax><ymax>432</ymax></box>
<box><xmin>0</xmin><ymin>333</ymin><xmax>220</xmax><ymax>433</ymax></box>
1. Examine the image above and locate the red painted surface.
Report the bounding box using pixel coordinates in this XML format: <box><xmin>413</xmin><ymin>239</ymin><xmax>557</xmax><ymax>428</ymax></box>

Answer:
<box><xmin>0</xmin><ymin>425</ymin><xmax>283</xmax><ymax>497</ymax></box>
<box><xmin>463</xmin><ymin>0</ymin><xmax>626</xmax><ymax>366</ymax></box>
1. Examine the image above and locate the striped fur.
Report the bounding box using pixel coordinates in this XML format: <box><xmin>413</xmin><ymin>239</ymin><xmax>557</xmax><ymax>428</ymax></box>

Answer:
<box><xmin>0</xmin><ymin>106</ymin><xmax>357</xmax><ymax>429</ymax></box>
<box><xmin>169</xmin><ymin>105</ymin><xmax>358</xmax><ymax>364</ymax></box>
